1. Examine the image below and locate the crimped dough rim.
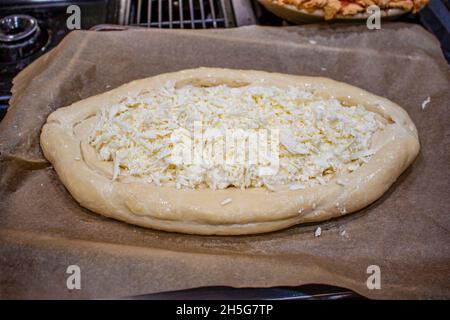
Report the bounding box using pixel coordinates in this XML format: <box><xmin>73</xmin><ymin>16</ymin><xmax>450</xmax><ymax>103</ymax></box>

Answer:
<box><xmin>40</xmin><ymin>68</ymin><xmax>420</xmax><ymax>235</ymax></box>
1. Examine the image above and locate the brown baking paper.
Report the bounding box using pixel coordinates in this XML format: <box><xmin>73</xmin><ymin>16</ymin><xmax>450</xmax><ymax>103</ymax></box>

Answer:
<box><xmin>0</xmin><ymin>23</ymin><xmax>449</xmax><ymax>299</ymax></box>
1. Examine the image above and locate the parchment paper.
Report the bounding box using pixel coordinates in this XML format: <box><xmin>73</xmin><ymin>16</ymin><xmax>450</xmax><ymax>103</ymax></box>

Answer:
<box><xmin>0</xmin><ymin>23</ymin><xmax>449</xmax><ymax>299</ymax></box>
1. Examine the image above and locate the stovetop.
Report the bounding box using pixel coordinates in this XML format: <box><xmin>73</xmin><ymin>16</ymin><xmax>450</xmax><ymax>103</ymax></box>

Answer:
<box><xmin>0</xmin><ymin>0</ymin><xmax>111</xmax><ymax>120</ymax></box>
<box><xmin>0</xmin><ymin>15</ymin><xmax>62</xmax><ymax>117</ymax></box>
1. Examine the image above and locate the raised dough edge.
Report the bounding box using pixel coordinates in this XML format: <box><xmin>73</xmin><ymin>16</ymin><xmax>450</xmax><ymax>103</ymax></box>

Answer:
<box><xmin>40</xmin><ymin>67</ymin><xmax>420</xmax><ymax>235</ymax></box>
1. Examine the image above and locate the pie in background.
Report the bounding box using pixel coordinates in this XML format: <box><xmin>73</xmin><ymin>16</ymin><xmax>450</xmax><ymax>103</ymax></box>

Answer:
<box><xmin>259</xmin><ymin>0</ymin><xmax>429</xmax><ymax>22</ymax></box>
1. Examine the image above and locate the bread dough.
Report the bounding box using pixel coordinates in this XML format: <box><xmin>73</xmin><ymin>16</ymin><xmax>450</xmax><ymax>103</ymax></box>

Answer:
<box><xmin>40</xmin><ymin>68</ymin><xmax>420</xmax><ymax>235</ymax></box>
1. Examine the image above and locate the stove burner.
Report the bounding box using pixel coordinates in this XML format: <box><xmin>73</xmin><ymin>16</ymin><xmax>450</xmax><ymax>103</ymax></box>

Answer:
<box><xmin>0</xmin><ymin>14</ymin><xmax>38</xmax><ymax>43</ymax></box>
<box><xmin>0</xmin><ymin>14</ymin><xmax>49</xmax><ymax>63</ymax></box>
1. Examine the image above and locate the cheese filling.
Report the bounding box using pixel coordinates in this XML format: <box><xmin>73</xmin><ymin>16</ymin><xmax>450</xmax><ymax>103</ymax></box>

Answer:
<box><xmin>89</xmin><ymin>82</ymin><xmax>385</xmax><ymax>190</ymax></box>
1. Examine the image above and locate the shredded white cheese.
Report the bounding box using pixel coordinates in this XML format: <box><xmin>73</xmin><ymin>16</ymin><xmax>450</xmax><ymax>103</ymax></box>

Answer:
<box><xmin>314</xmin><ymin>227</ymin><xmax>322</xmax><ymax>237</ymax></box>
<box><xmin>89</xmin><ymin>82</ymin><xmax>384</xmax><ymax>189</ymax></box>
<box><xmin>339</xmin><ymin>225</ymin><xmax>348</xmax><ymax>238</ymax></box>
<box><xmin>220</xmin><ymin>198</ymin><xmax>232</xmax><ymax>206</ymax></box>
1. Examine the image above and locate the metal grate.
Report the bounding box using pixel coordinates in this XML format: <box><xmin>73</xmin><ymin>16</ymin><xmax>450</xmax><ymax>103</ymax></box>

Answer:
<box><xmin>120</xmin><ymin>0</ymin><xmax>235</xmax><ymax>28</ymax></box>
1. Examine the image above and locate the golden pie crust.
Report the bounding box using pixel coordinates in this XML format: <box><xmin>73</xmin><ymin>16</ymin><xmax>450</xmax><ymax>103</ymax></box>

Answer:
<box><xmin>274</xmin><ymin>0</ymin><xmax>429</xmax><ymax>20</ymax></box>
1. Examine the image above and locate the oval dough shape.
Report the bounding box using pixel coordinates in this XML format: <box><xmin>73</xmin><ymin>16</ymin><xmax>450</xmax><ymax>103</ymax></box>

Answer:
<box><xmin>40</xmin><ymin>68</ymin><xmax>420</xmax><ymax>235</ymax></box>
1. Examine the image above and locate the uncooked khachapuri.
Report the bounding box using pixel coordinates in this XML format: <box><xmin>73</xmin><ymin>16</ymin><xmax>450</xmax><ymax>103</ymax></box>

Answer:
<box><xmin>40</xmin><ymin>68</ymin><xmax>420</xmax><ymax>235</ymax></box>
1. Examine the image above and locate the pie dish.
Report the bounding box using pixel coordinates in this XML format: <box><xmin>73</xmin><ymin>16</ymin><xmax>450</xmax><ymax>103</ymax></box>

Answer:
<box><xmin>258</xmin><ymin>0</ymin><xmax>429</xmax><ymax>22</ymax></box>
<box><xmin>40</xmin><ymin>68</ymin><xmax>420</xmax><ymax>235</ymax></box>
